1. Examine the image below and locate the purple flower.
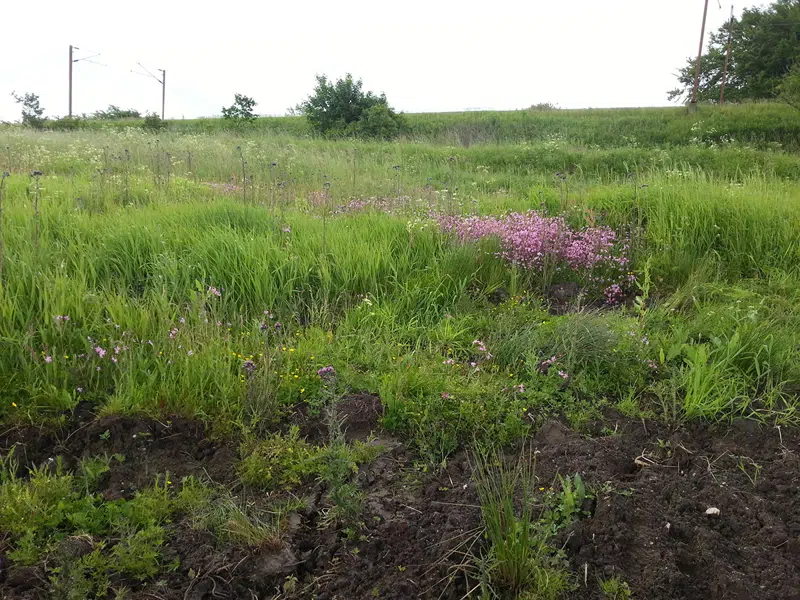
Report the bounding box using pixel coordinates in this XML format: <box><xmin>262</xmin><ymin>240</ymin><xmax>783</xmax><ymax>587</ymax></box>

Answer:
<box><xmin>472</xmin><ymin>340</ymin><xmax>488</xmax><ymax>353</ymax></box>
<box><xmin>436</xmin><ymin>210</ymin><xmax>632</xmax><ymax>298</ymax></box>
<box><xmin>169</xmin><ymin>327</ymin><xmax>179</xmax><ymax>339</ymax></box>
<box><xmin>604</xmin><ymin>284</ymin><xmax>623</xmax><ymax>305</ymax></box>
<box><xmin>94</xmin><ymin>346</ymin><xmax>106</xmax><ymax>358</ymax></box>
<box><xmin>317</xmin><ymin>365</ymin><xmax>336</xmax><ymax>378</ymax></box>
<box><xmin>242</xmin><ymin>359</ymin><xmax>257</xmax><ymax>376</ymax></box>
<box><xmin>44</xmin><ymin>355</ymin><xmax>53</xmax><ymax>363</ymax></box>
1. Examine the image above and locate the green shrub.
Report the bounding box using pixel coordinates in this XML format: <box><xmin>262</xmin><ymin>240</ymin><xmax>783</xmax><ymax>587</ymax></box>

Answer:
<box><xmin>141</xmin><ymin>112</ymin><xmax>166</xmax><ymax>131</ymax></box>
<box><xmin>298</xmin><ymin>74</ymin><xmax>405</xmax><ymax>138</ymax></box>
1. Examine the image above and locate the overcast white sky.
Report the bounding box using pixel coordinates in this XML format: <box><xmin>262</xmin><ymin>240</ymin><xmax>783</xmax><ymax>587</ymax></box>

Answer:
<box><xmin>0</xmin><ymin>0</ymin><xmax>760</xmax><ymax>121</ymax></box>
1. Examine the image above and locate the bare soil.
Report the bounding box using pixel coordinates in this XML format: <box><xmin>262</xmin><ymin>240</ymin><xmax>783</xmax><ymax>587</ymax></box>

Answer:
<box><xmin>1</xmin><ymin>403</ymin><xmax>799</xmax><ymax>600</ymax></box>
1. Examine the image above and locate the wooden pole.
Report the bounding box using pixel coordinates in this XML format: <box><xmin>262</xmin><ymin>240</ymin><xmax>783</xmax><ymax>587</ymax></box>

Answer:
<box><xmin>690</xmin><ymin>0</ymin><xmax>711</xmax><ymax>107</ymax></box>
<box><xmin>720</xmin><ymin>6</ymin><xmax>735</xmax><ymax>105</ymax></box>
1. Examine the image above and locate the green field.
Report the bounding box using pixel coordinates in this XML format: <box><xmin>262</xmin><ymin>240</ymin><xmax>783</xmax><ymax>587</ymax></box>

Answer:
<box><xmin>1</xmin><ymin>104</ymin><xmax>799</xmax><ymax>599</ymax></box>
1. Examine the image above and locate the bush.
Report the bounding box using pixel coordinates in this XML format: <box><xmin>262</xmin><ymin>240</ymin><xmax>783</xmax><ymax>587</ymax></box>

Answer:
<box><xmin>352</xmin><ymin>103</ymin><xmax>407</xmax><ymax>139</ymax></box>
<box><xmin>92</xmin><ymin>105</ymin><xmax>141</xmax><ymax>120</ymax></box>
<box><xmin>141</xmin><ymin>112</ymin><xmax>166</xmax><ymax>131</ymax></box>
<box><xmin>297</xmin><ymin>74</ymin><xmax>405</xmax><ymax>138</ymax></box>
<box><xmin>48</xmin><ymin>116</ymin><xmax>86</xmax><ymax>131</ymax></box>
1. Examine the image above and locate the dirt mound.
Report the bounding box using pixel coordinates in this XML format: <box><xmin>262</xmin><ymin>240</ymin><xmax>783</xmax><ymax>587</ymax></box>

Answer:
<box><xmin>2</xmin><ymin>408</ymin><xmax>799</xmax><ymax>600</ymax></box>
<box><xmin>290</xmin><ymin>393</ymin><xmax>384</xmax><ymax>443</ymax></box>
<box><xmin>535</xmin><ymin>418</ymin><xmax>800</xmax><ymax>600</ymax></box>
<box><xmin>0</xmin><ymin>406</ymin><xmax>236</xmax><ymax>498</ymax></box>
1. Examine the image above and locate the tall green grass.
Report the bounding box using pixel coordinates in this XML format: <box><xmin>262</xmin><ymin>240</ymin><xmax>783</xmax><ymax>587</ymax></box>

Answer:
<box><xmin>49</xmin><ymin>102</ymin><xmax>800</xmax><ymax>151</ymax></box>
<box><xmin>0</xmin><ymin>118</ymin><xmax>798</xmax><ymax>430</ymax></box>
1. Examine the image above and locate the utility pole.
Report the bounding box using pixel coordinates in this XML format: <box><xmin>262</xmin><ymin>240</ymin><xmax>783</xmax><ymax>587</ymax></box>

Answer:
<box><xmin>720</xmin><ymin>5</ymin><xmax>735</xmax><ymax>105</ymax></box>
<box><xmin>690</xmin><ymin>0</ymin><xmax>711</xmax><ymax>108</ymax></box>
<box><xmin>160</xmin><ymin>69</ymin><xmax>166</xmax><ymax>119</ymax></box>
<box><xmin>136</xmin><ymin>62</ymin><xmax>166</xmax><ymax>119</ymax></box>
<box><xmin>68</xmin><ymin>45</ymin><xmax>73</xmax><ymax>117</ymax></box>
<box><xmin>68</xmin><ymin>46</ymin><xmax>102</xmax><ymax>117</ymax></box>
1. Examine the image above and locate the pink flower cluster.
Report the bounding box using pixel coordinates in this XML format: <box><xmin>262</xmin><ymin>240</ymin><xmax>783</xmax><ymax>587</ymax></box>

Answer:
<box><xmin>436</xmin><ymin>211</ymin><xmax>631</xmax><ymax>296</ymax></box>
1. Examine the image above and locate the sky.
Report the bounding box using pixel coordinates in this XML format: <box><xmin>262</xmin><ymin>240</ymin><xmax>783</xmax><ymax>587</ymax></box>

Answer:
<box><xmin>0</xmin><ymin>0</ymin><xmax>762</xmax><ymax>121</ymax></box>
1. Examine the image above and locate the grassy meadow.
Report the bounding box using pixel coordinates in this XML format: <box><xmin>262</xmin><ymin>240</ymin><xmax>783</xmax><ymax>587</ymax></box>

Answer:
<box><xmin>1</xmin><ymin>104</ymin><xmax>799</xmax><ymax>598</ymax></box>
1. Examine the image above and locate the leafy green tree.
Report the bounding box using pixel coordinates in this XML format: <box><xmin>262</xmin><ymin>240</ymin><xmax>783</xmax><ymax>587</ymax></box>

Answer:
<box><xmin>778</xmin><ymin>63</ymin><xmax>800</xmax><ymax>110</ymax></box>
<box><xmin>668</xmin><ymin>0</ymin><xmax>800</xmax><ymax>103</ymax></box>
<box><xmin>222</xmin><ymin>94</ymin><xmax>258</xmax><ymax>124</ymax></box>
<box><xmin>297</xmin><ymin>74</ymin><xmax>405</xmax><ymax>138</ymax></box>
<box><xmin>11</xmin><ymin>92</ymin><xmax>46</xmax><ymax>128</ymax></box>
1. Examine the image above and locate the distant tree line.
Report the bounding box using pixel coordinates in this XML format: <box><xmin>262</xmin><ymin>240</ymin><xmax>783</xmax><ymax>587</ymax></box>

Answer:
<box><xmin>8</xmin><ymin>94</ymin><xmax>165</xmax><ymax>130</ymax></box>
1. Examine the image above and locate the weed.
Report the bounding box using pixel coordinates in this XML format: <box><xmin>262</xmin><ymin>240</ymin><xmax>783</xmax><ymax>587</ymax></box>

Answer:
<box><xmin>735</xmin><ymin>456</ymin><xmax>762</xmax><ymax>487</ymax></box>
<box><xmin>600</xmin><ymin>576</ymin><xmax>632</xmax><ymax>600</ymax></box>
<box><xmin>472</xmin><ymin>447</ymin><xmax>571</xmax><ymax>598</ymax></box>
<box><xmin>0</xmin><ymin>451</ymin><xmax>178</xmax><ymax>596</ymax></box>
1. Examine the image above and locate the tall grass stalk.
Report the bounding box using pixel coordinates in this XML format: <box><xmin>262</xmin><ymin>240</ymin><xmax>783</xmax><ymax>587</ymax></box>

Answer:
<box><xmin>472</xmin><ymin>447</ymin><xmax>568</xmax><ymax>599</ymax></box>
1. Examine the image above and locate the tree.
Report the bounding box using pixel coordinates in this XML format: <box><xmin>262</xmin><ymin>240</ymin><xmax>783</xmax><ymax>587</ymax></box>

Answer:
<box><xmin>11</xmin><ymin>92</ymin><xmax>46</xmax><ymax>128</ymax></box>
<box><xmin>778</xmin><ymin>63</ymin><xmax>800</xmax><ymax>110</ymax></box>
<box><xmin>668</xmin><ymin>0</ymin><xmax>800</xmax><ymax>103</ymax></box>
<box><xmin>297</xmin><ymin>74</ymin><xmax>405</xmax><ymax>138</ymax></box>
<box><xmin>222</xmin><ymin>94</ymin><xmax>257</xmax><ymax>124</ymax></box>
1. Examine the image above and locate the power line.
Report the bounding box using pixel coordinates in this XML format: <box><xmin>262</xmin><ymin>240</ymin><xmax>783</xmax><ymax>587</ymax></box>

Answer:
<box><xmin>67</xmin><ymin>44</ymin><xmax>167</xmax><ymax>118</ymax></box>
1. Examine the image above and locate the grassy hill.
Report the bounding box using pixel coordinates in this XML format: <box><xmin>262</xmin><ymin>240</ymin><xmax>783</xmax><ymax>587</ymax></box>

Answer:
<box><xmin>49</xmin><ymin>102</ymin><xmax>800</xmax><ymax>151</ymax></box>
